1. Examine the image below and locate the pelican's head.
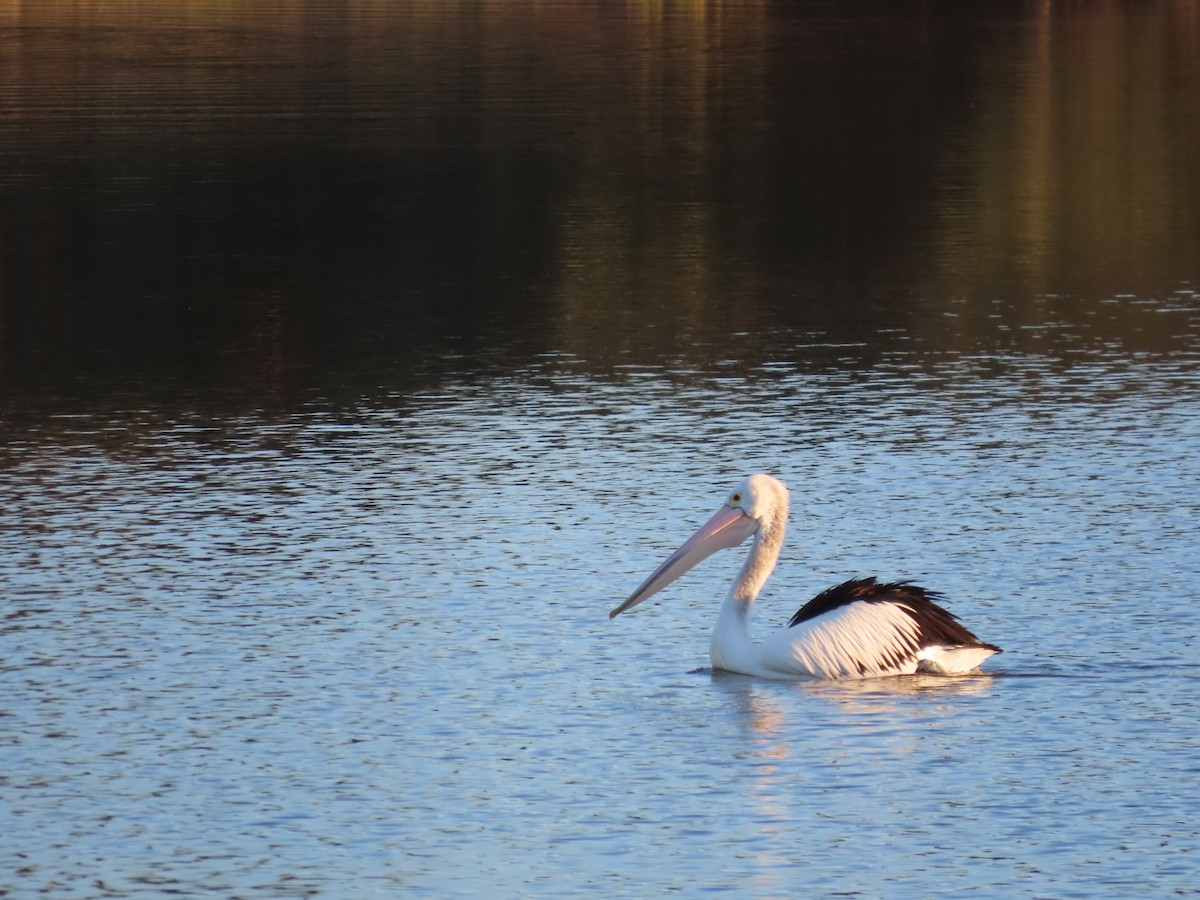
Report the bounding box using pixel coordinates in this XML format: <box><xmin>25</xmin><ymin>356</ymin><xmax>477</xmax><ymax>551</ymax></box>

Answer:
<box><xmin>733</xmin><ymin>473</ymin><xmax>789</xmax><ymax>522</ymax></box>
<box><xmin>609</xmin><ymin>473</ymin><xmax>789</xmax><ymax>618</ymax></box>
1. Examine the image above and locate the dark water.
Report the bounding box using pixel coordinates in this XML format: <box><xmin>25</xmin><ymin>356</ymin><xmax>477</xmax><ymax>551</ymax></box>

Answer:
<box><xmin>3</xmin><ymin>0</ymin><xmax>1198</xmax><ymax>410</ymax></box>
<box><xmin>3</xmin><ymin>2</ymin><xmax>1200</xmax><ymax>897</ymax></box>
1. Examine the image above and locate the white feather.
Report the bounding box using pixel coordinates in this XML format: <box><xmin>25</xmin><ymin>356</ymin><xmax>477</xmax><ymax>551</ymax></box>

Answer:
<box><xmin>770</xmin><ymin>602</ymin><xmax>923</xmax><ymax>678</ymax></box>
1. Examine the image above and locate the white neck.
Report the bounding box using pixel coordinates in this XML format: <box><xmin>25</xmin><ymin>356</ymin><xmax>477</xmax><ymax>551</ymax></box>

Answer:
<box><xmin>709</xmin><ymin>510</ymin><xmax>786</xmax><ymax>675</ymax></box>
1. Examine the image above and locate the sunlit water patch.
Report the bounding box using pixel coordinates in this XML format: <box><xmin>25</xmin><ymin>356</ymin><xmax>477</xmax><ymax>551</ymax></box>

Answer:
<box><xmin>4</xmin><ymin>346</ymin><xmax>1200</xmax><ymax>897</ymax></box>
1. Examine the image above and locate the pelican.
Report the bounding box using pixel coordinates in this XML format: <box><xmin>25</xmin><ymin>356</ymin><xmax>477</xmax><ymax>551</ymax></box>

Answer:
<box><xmin>610</xmin><ymin>474</ymin><xmax>1001</xmax><ymax>679</ymax></box>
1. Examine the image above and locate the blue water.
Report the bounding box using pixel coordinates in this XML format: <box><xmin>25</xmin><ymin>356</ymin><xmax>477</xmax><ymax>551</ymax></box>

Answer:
<box><xmin>3</xmin><ymin>1</ymin><xmax>1200</xmax><ymax>897</ymax></box>
<box><xmin>5</xmin><ymin>349</ymin><xmax>1200</xmax><ymax>897</ymax></box>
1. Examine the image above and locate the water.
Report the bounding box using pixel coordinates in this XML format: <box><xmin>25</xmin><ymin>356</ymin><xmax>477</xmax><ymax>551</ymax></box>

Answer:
<box><xmin>3</xmin><ymin>1</ymin><xmax>1200</xmax><ymax>897</ymax></box>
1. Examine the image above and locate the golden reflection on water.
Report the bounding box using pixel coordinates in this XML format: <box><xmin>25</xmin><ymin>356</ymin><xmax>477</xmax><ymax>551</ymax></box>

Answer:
<box><xmin>938</xmin><ymin>0</ymin><xmax>1200</xmax><ymax>302</ymax></box>
<box><xmin>710</xmin><ymin>673</ymin><xmax>995</xmax><ymax>893</ymax></box>
<box><xmin>720</xmin><ymin>673</ymin><xmax>996</xmax><ymax>742</ymax></box>
<box><xmin>0</xmin><ymin>0</ymin><xmax>1196</xmax><ymax>393</ymax></box>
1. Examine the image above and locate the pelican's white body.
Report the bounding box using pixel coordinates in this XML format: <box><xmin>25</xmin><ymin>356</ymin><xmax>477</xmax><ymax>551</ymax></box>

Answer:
<box><xmin>712</xmin><ymin>597</ymin><xmax>997</xmax><ymax>679</ymax></box>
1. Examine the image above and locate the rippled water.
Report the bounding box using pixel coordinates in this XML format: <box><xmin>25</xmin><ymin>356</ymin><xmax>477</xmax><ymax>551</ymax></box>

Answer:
<box><xmin>3</xmin><ymin>1</ymin><xmax>1200</xmax><ymax>897</ymax></box>
<box><xmin>6</xmin><ymin>348</ymin><xmax>1200</xmax><ymax>897</ymax></box>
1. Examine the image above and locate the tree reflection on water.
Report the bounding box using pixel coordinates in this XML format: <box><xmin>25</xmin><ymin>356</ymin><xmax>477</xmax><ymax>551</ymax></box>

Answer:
<box><xmin>0</xmin><ymin>0</ymin><xmax>1196</xmax><ymax>411</ymax></box>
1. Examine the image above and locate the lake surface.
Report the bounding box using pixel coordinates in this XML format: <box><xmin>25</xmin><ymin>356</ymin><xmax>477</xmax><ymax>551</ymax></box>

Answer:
<box><xmin>3</xmin><ymin>1</ymin><xmax>1200</xmax><ymax>897</ymax></box>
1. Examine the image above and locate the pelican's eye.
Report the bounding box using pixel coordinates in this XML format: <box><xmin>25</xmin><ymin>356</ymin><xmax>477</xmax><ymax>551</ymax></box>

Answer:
<box><xmin>730</xmin><ymin>492</ymin><xmax>743</xmax><ymax>505</ymax></box>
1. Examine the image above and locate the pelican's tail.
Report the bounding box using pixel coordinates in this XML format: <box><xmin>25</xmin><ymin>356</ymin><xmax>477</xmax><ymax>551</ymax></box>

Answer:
<box><xmin>915</xmin><ymin>643</ymin><xmax>1002</xmax><ymax>675</ymax></box>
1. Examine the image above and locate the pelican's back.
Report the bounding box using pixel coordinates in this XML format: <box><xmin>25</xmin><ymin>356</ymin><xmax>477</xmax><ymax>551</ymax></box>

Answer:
<box><xmin>758</xmin><ymin>578</ymin><xmax>1001</xmax><ymax>679</ymax></box>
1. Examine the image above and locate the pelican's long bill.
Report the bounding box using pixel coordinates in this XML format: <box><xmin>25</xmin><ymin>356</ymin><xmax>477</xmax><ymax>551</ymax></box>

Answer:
<box><xmin>610</xmin><ymin>503</ymin><xmax>758</xmax><ymax>619</ymax></box>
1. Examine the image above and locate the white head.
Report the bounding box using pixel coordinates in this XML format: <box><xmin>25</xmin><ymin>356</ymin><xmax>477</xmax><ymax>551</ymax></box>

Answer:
<box><xmin>609</xmin><ymin>473</ymin><xmax>790</xmax><ymax>618</ymax></box>
<box><xmin>728</xmin><ymin>473</ymin><xmax>789</xmax><ymax>525</ymax></box>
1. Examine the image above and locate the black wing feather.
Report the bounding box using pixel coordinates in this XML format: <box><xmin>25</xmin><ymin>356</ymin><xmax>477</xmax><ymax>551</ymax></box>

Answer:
<box><xmin>787</xmin><ymin>577</ymin><xmax>1002</xmax><ymax>653</ymax></box>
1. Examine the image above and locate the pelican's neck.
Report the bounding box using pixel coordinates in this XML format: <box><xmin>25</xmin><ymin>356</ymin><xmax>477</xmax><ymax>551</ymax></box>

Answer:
<box><xmin>710</xmin><ymin>509</ymin><xmax>786</xmax><ymax>674</ymax></box>
<box><xmin>732</xmin><ymin>514</ymin><xmax>785</xmax><ymax>603</ymax></box>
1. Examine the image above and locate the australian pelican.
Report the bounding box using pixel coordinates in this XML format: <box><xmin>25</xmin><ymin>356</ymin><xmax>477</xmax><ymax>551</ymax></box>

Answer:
<box><xmin>610</xmin><ymin>474</ymin><xmax>1001</xmax><ymax>679</ymax></box>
